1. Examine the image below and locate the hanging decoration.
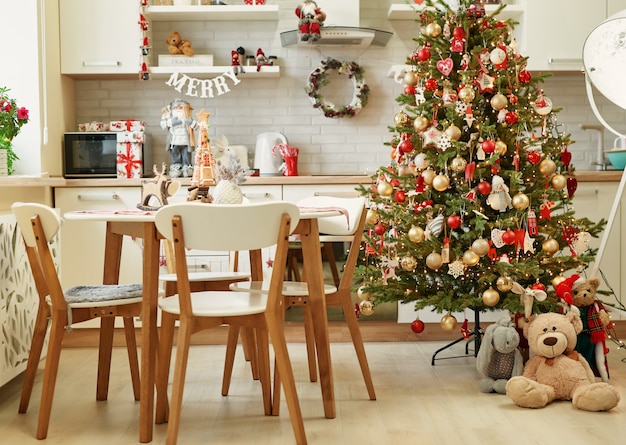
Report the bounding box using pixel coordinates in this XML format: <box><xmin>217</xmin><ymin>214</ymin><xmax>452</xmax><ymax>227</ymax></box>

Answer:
<box><xmin>138</xmin><ymin>0</ymin><xmax>150</xmax><ymax>80</ymax></box>
<box><xmin>305</xmin><ymin>58</ymin><xmax>369</xmax><ymax>118</ymax></box>
<box><xmin>165</xmin><ymin>70</ymin><xmax>242</xmax><ymax>98</ymax></box>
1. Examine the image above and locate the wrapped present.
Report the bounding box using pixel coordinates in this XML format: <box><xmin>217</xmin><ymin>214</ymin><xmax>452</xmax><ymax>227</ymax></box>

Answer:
<box><xmin>116</xmin><ymin>131</ymin><xmax>145</xmax><ymax>144</ymax></box>
<box><xmin>109</xmin><ymin>120</ymin><xmax>146</xmax><ymax>132</ymax></box>
<box><xmin>116</xmin><ymin>142</ymin><xmax>143</xmax><ymax>178</ymax></box>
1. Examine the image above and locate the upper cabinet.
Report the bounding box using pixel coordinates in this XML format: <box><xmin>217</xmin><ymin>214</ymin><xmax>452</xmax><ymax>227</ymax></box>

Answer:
<box><xmin>60</xmin><ymin>0</ymin><xmax>142</xmax><ymax>77</ymax></box>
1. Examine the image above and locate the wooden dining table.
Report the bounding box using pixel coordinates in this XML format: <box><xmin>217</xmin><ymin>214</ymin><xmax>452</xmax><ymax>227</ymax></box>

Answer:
<box><xmin>64</xmin><ymin>207</ymin><xmax>338</xmax><ymax>443</ymax></box>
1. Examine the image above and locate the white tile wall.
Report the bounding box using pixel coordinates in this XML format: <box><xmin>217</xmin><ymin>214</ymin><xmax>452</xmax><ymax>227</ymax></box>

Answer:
<box><xmin>72</xmin><ymin>1</ymin><xmax>626</xmax><ymax>175</ymax></box>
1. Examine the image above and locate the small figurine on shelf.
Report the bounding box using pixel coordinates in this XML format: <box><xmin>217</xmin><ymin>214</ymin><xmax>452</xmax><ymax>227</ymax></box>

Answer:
<box><xmin>255</xmin><ymin>48</ymin><xmax>271</xmax><ymax>72</ymax></box>
<box><xmin>231</xmin><ymin>46</ymin><xmax>245</xmax><ymax>75</ymax></box>
<box><xmin>160</xmin><ymin>98</ymin><xmax>196</xmax><ymax>178</ymax></box>
<box><xmin>295</xmin><ymin>1</ymin><xmax>326</xmax><ymax>42</ymax></box>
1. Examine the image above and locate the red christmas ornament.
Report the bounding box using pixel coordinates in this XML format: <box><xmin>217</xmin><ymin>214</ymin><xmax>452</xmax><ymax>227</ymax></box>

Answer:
<box><xmin>505</xmin><ymin>111</ymin><xmax>518</xmax><ymax>125</ymax></box>
<box><xmin>527</xmin><ymin>151</ymin><xmax>541</xmax><ymax>164</ymax></box>
<box><xmin>411</xmin><ymin>318</ymin><xmax>425</xmax><ymax>333</ymax></box>
<box><xmin>461</xmin><ymin>318</ymin><xmax>470</xmax><ymax>339</ymax></box>
<box><xmin>567</xmin><ymin>176</ymin><xmax>578</xmax><ymax>198</ymax></box>
<box><xmin>519</xmin><ymin>70</ymin><xmax>531</xmax><ymax>83</ymax></box>
<box><xmin>374</xmin><ymin>222</ymin><xmax>386</xmax><ymax>236</ymax></box>
<box><xmin>527</xmin><ymin>209</ymin><xmax>538</xmax><ymax>235</ymax></box>
<box><xmin>398</xmin><ymin>139</ymin><xmax>414</xmax><ymax>153</ymax></box>
<box><xmin>482</xmin><ymin>139</ymin><xmax>496</xmax><ymax>154</ymax></box>
<box><xmin>394</xmin><ymin>190</ymin><xmax>407</xmax><ymax>203</ymax></box>
<box><xmin>425</xmin><ymin>78</ymin><xmax>438</xmax><ymax>91</ymax></box>
<box><xmin>417</xmin><ymin>47</ymin><xmax>431</xmax><ymax>61</ymax></box>
<box><xmin>502</xmin><ymin>229</ymin><xmax>516</xmax><ymax>245</ymax></box>
<box><xmin>447</xmin><ymin>214</ymin><xmax>461</xmax><ymax>229</ymax></box>
<box><xmin>508</xmin><ymin>93</ymin><xmax>519</xmax><ymax>105</ymax></box>
<box><xmin>477</xmin><ymin>180</ymin><xmax>491</xmax><ymax>195</ymax></box>
<box><xmin>404</xmin><ymin>85</ymin><xmax>416</xmax><ymax>95</ymax></box>
<box><xmin>561</xmin><ymin>146</ymin><xmax>572</xmax><ymax>167</ymax></box>
<box><xmin>452</xmin><ymin>27</ymin><xmax>466</xmax><ymax>39</ymax></box>
<box><xmin>532</xmin><ymin>282</ymin><xmax>547</xmax><ymax>292</ymax></box>
<box><xmin>390</xmin><ymin>178</ymin><xmax>400</xmax><ymax>187</ymax></box>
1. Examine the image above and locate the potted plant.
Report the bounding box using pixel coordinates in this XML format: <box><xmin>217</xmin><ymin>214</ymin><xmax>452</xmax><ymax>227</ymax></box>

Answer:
<box><xmin>0</xmin><ymin>87</ymin><xmax>30</xmax><ymax>175</ymax></box>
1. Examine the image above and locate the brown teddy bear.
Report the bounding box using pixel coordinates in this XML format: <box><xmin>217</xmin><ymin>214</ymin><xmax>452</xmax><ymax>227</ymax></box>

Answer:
<box><xmin>166</xmin><ymin>30</ymin><xmax>194</xmax><ymax>57</ymax></box>
<box><xmin>505</xmin><ymin>309</ymin><xmax>620</xmax><ymax>411</ymax></box>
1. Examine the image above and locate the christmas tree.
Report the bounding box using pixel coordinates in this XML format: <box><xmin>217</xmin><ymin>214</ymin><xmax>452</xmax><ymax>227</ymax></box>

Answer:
<box><xmin>356</xmin><ymin>0</ymin><xmax>605</xmax><ymax>328</ymax></box>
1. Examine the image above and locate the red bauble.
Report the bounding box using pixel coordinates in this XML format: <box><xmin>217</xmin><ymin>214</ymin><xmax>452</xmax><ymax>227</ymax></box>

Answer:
<box><xmin>390</xmin><ymin>178</ymin><xmax>401</xmax><ymax>187</ymax></box>
<box><xmin>519</xmin><ymin>70</ymin><xmax>531</xmax><ymax>83</ymax></box>
<box><xmin>398</xmin><ymin>139</ymin><xmax>414</xmax><ymax>153</ymax></box>
<box><xmin>505</xmin><ymin>111</ymin><xmax>518</xmax><ymax>125</ymax></box>
<box><xmin>567</xmin><ymin>176</ymin><xmax>578</xmax><ymax>198</ymax></box>
<box><xmin>482</xmin><ymin>140</ymin><xmax>496</xmax><ymax>154</ymax></box>
<box><xmin>373</xmin><ymin>222</ymin><xmax>386</xmax><ymax>236</ymax></box>
<box><xmin>502</xmin><ymin>229</ymin><xmax>516</xmax><ymax>245</ymax></box>
<box><xmin>394</xmin><ymin>190</ymin><xmax>407</xmax><ymax>203</ymax></box>
<box><xmin>425</xmin><ymin>78</ymin><xmax>438</xmax><ymax>91</ymax></box>
<box><xmin>452</xmin><ymin>26</ymin><xmax>466</xmax><ymax>39</ymax></box>
<box><xmin>532</xmin><ymin>282</ymin><xmax>547</xmax><ymax>292</ymax></box>
<box><xmin>477</xmin><ymin>180</ymin><xmax>491</xmax><ymax>195</ymax></box>
<box><xmin>404</xmin><ymin>85</ymin><xmax>416</xmax><ymax>95</ymax></box>
<box><xmin>411</xmin><ymin>318</ymin><xmax>425</xmax><ymax>334</ymax></box>
<box><xmin>527</xmin><ymin>151</ymin><xmax>541</xmax><ymax>164</ymax></box>
<box><xmin>417</xmin><ymin>47</ymin><xmax>431</xmax><ymax>61</ymax></box>
<box><xmin>447</xmin><ymin>214</ymin><xmax>461</xmax><ymax>229</ymax></box>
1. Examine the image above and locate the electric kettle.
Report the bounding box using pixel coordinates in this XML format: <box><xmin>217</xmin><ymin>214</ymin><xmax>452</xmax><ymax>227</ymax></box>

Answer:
<box><xmin>254</xmin><ymin>131</ymin><xmax>287</xmax><ymax>176</ymax></box>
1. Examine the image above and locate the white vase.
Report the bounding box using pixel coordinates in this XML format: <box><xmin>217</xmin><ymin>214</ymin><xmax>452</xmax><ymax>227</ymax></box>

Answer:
<box><xmin>213</xmin><ymin>180</ymin><xmax>243</xmax><ymax>204</ymax></box>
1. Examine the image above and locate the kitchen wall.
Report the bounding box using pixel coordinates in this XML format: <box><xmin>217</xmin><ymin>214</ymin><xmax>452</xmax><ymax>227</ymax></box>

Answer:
<box><xmin>70</xmin><ymin>0</ymin><xmax>626</xmax><ymax>175</ymax></box>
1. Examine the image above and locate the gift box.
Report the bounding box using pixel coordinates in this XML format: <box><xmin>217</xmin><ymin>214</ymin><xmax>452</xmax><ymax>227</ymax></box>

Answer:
<box><xmin>158</xmin><ymin>54</ymin><xmax>214</xmax><ymax>67</ymax></box>
<box><xmin>116</xmin><ymin>131</ymin><xmax>145</xmax><ymax>144</ymax></box>
<box><xmin>109</xmin><ymin>120</ymin><xmax>146</xmax><ymax>132</ymax></box>
<box><xmin>116</xmin><ymin>142</ymin><xmax>143</xmax><ymax>178</ymax></box>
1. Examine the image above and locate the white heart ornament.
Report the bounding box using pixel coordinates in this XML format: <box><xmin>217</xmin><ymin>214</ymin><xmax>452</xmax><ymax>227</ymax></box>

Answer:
<box><xmin>491</xmin><ymin>228</ymin><xmax>505</xmax><ymax>248</ymax></box>
<box><xmin>436</xmin><ymin>58</ymin><xmax>454</xmax><ymax>76</ymax></box>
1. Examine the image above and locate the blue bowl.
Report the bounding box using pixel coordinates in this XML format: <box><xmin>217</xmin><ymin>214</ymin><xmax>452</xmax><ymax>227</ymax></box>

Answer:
<box><xmin>606</xmin><ymin>150</ymin><xmax>626</xmax><ymax>170</ymax></box>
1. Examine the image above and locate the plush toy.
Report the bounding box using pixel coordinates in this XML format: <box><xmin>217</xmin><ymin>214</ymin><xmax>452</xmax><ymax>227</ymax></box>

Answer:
<box><xmin>166</xmin><ymin>30</ymin><xmax>194</xmax><ymax>57</ymax></box>
<box><xmin>558</xmin><ymin>275</ymin><xmax>612</xmax><ymax>382</ymax></box>
<box><xmin>505</xmin><ymin>309</ymin><xmax>620</xmax><ymax>411</ymax></box>
<box><xmin>476</xmin><ymin>317</ymin><xmax>524</xmax><ymax>394</ymax></box>
<box><xmin>255</xmin><ymin>48</ymin><xmax>270</xmax><ymax>72</ymax></box>
<box><xmin>295</xmin><ymin>1</ymin><xmax>326</xmax><ymax>42</ymax></box>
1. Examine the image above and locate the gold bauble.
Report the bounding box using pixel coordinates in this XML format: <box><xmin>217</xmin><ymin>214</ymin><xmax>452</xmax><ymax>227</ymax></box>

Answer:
<box><xmin>490</xmin><ymin>92</ymin><xmax>508</xmax><ymax>111</ymax></box>
<box><xmin>450</xmin><ymin>156</ymin><xmax>468</xmax><ymax>172</ymax></box>
<box><xmin>495</xmin><ymin>140</ymin><xmax>508</xmax><ymax>156</ymax></box>
<box><xmin>444</xmin><ymin>124</ymin><xmax>462</xmax><ymax>141</ymax></box>
<box><xmin>551</xmin><ymin>174</ymin><xmax>567</xmax><ymax>190</ymax></box>
<box><xmin>377</xmin><ymin>181</ymin><xmax>393</xmax><ymax>196</ymax></box>
<box><xmin>539</xmin><ymin>159</ymin><xmax>557</xmax><ymax>176</ymax></box>
<box><xmin>408</xmin><ymin>225</ymin><xmax>425</xmax><ymax>243</ymax></box>
<box><xmin>512</xmin><ymin>192</ymin><xmax>530</xmax><ymax>210</ymax></box>
<box><xmin>394</xmin><ymin>111</ymin><xmax>410</xmax><ymax>127</ymax></box>
<box><xmin>440</xmin><ymin>312</ymin><xmax>458</xmax><ymax>331</ymax></box>
<box><xmin>425</xmin><ymin>22</ymin><xmax>442</xmax><ymax>37</ymax></box>
<box><xmin>413</xmin><ymin>116</ymin><xmax>430</xmax><ymax>131</ymax></box>
<box><xmin>471</xmin><ymin>238</ymin><xmax>490</xmax><ymax>257</ymax></box>
<box><xmin>426</xmin><ymin>252</ymin><xmax>443</xmax><ymax>270</ymax></box>
<box><xmin>552</xmin><ymin>275</ymin><xmax>566</xmax><ymax>288</ymax></box>
<box><xmin>422</xmin><ymin>168</ymin><xmax>436</xmax><ymax>185</ymax></box>
<box><xmin>359</xmin><ymin>299</ymin><xmax>375</xmax><ymax>316</ymax></box>
<box><xmin>403</xmin><ymin>71</ymin><xmax>419</xmax><ymax>87</ymax></box>
<box><xmin>482</xmin><ymin>287</ymin><xmax>500</xmax><ymax>307</ymax></box>
<box><xmin>496</xmin><ymin>276</ymin><xmax>514</xmax><ymax>292</ymax></box>
<box><xmin>459</xmin><ymin>86</ymin><xmax>475</xmax><ymax>103</ymax></box>
<box><xmin>400</xmin><ymin>255</ymin><xmax>417</xmax><ymax>271</ymax></box>
<box><xmin>542</xmin><ymin>238</ymin><xmax>560</xmax><ymax>255</ymax></box>
<box><xmin>432</xmin><ymin>174</ymin><xmax>450</xmax><ymax>191</ymax></box>
<box><xmin>356</xmin><ymin>286</ymin><xmax>372</xmax><ymax>301</ymax></box>
<box><xmin>365</xmin><ymin>209</ymin><xmax>379</xmax><ymax>225</ymax></box>
<box><xmin>462</xmin><ymin>249</ymin><xmax>480</xmax><ymax>266</ymax></box>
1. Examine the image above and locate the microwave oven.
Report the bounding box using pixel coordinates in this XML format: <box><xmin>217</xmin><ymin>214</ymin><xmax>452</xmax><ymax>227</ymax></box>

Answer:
<box><xmin>63</xmin><ymin>132</ymin><xmax>150</xmax><ymax>178</ymax></box>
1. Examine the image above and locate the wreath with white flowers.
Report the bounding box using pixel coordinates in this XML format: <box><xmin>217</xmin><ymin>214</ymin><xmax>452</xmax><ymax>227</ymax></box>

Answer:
<box><xmin>305</xmin><ymin>58</ymin><xmax>369</xmax><ymax>118</ymax></box>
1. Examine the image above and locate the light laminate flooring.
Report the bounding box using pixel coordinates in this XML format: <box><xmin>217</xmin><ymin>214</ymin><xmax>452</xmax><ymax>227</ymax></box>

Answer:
<box><xmin>1</xmin><ymin>340</ymin><xmax>625</xmax><ymax>444</ymax></box>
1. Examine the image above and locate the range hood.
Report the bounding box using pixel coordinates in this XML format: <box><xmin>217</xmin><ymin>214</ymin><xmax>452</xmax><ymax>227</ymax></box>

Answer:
<box><xmin>280</xmin><ymin>0</ymin><xmax>392</xmax><ymax>48</ymax></box>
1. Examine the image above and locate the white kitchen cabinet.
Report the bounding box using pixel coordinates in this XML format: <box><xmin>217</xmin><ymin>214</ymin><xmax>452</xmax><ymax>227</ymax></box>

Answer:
<box><xmin>60</xmin><ymin>0</ymin><xmax>142</xmax><ymax>76</ymax></box>
<box><xmin>282</xmin><ymin>184</ymin><xmax>362</xmax><ymax>203</ymax></box>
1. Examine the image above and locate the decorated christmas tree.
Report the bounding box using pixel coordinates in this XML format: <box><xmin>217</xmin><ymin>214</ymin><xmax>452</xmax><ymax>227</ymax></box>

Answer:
<box><xmin>356</xmin><ymin>0</ymin><xmax>605</xmax><ymax>329</ymax></box>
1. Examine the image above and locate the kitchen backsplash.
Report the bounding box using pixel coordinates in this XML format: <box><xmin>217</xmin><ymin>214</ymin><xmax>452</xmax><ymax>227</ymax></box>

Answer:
<box><xmin>72</xmin><ymin>0</ymin><xmax>626</xmax><ymax>175</ymax></box>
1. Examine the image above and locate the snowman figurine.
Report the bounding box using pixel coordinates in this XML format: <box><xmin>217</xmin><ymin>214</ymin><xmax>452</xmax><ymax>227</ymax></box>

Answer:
<box><xmin>486</xmin><ymin>175</ymin><xmax>512</xmax><ymax>212</ymax></box>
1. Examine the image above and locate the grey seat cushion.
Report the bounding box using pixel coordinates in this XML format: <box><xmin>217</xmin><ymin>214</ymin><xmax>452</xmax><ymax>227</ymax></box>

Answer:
<box><xmin>64</xmin><ymin>284</ymin><xmax>143</xmax><ymax>305</ymax></box>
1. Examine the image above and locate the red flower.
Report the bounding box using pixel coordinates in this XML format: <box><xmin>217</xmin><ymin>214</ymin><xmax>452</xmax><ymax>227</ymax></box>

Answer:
<box><xmin>17</xmin><ymin>107</ymin><xmax>29</xmax><ymax>120</ymax></box>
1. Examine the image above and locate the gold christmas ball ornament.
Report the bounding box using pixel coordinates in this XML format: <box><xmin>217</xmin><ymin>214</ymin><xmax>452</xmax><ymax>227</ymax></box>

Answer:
<box><xmin>551</xmin><ymin>174</ymin><xmax>567</xmax><ymax>190</ymax></box>
<box><xmin>512</xmin><ymin>192</ymin><xmax>530</xmax><ymax>210</ymax></box>
<box><xmin>552</xmin><ymin>275</ymin><xmax>566</xmax><ymax>288</ymax></box>
<box><xmin>444</xmin><ymin>124</ymin><xmax>462</xmax><ymax>141</ymax></box>
<box><xmin>459</xmin><ymin>86</ymin><xmax>475</xmax><ymax>103</ymax></box>
<box><xmin>425</xmin><ymin>22</ymin><xmax>442</xmax><ymax>38</ymax></box>
<box><xmin>440</xmin><ymin>312</ymin><xmax>458</xmax><ymax>331</ymax></box>
<box><xmin>403</xmin><ymin>71</ymin><xmax>419</xmax><ymax>87</ymax></box>
<box><xmin>359</xmin><ymin>299</ymin><xmax>375</xmax><ymax>316</ymax></box>
<box><xmin>432</xmin><ymin>174</ymin><xmax>450</xmax><ymax>191</ymax></box>
<box><xmin>365</xmin><ymin>208</ymin><xmax>379</xmax><ymax>226</ymax></box>
<box><xmin>542</xmin><ymin>238</ymin><xmax>560</xmax><ymax>255</ymax></box>
<box><xmin>426</xmin><ymin>252</ymin><xmax>443</xmax><ymax>270</ymax></box>
<box><xmin>408</xmin><ymin>225</ymin><xmax>425</xmax><ymax>243</ymax></box>
<box><xmin>377</xmin><ymin>181</ymin><xmax>394</xmax><ymax>196</ymax></box>
<box><xmin>400</xmin><ymin>255</ymin><xmax>417</xmax><ymax>271</ymax></box>
<box><xmin>496</xmin><ymin>275</ymin><xmax>514</xmax><ymax>292</ymax></box>
<box><xmin>356</xmin><ymin>286</ymin><xmax>372</xmax><ymax>301</ymax></box>
<box><xmin>495</xmin><ymin>140</ymin><xmax>508</xmax><ymax>156</ymax></box>
<box><xmin>482</xmin><ymin>287</ymin><xmax>500</xmax><ymax>307</ymax></box>
<box><xmin>450</xmin><ymin>156</ymin><xmax>468</xmax><ymax>172</ymax></box>
<box><xmin>413</xmin><ymin>116</ymin><xmax>430</xmax><ymax>132</ymax></box>
<box><xmin>471</xmin><ymin>238</ymin><xmax>490</xmax><ymax>257</ymax></box>
<box><xmin>539</xmin><ymin>158</ymin><xmax>557</xmax><ymax>176</ymax></box>
<box><xmin>462</xmin><ymin>249</ymin><xmax>480</xmax><ymax>267</ymax></box>
<box><xmin>394</xmin><ymin>111</ymin><xmax>410</xmax><ymax>127</ymax></box>
<box><xmin>421</xmin><ymin>168</ymin><xmax>436</xmax><ymax>185</ymax></box>
<box><xmin>490</xmin><ymin>92</ymin><xmax>508</xmax><ymax>111</ymax></box>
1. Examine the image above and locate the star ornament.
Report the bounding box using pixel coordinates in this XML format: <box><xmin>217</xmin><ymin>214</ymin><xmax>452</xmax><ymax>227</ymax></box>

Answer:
<box><xmin>447</xmin><ymin>260</ymin><xmax>466</xmax><ymax>278</ymax></box>
<box><xmin>524</xmin><ymin>231</ymin><xmax>535</xmax><ymax>253</ymax></box>
<box><xmin>422</xmin><ymin>126</ymin><xmax>443</xmax><ymax>147</ymax></box>
<box><xmin>475</xmin><ymin>71</ymin><xmax>495</xmax><ymax>93</ymax></box>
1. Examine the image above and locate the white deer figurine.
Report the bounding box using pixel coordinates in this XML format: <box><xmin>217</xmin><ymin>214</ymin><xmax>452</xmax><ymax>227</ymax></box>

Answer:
<box><xmin>213</xmin><ymin>135</ymin><xmax>250</xmax><ymax>171</ymax></box>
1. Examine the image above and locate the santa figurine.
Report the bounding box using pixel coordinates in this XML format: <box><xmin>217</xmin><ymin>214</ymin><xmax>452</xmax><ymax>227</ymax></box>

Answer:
<box><xmin>295</xmin><ymin>1</ymin><xmax>326</xmax><ymax>42</ymax></box>
<box><xmin>231</xmin><ymin>46</ymin><xmax>245</xmax><ymax>75</ymax></box>
<box><xmin>255</xmin><ymin>48</ymin><xmax>269</xmax><ymax>72</ymax></box>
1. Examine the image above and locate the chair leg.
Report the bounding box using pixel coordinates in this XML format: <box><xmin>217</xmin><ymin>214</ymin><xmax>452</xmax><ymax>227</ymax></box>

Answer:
<box><xmin>155</xmin><ymin>312</ymin><xmax>176</xmax><ymax>425</ymax></box>
<box><xmin>36</xmin><ymin>315</ymin><xmax>66</xmax><ymax>440</ymax></box>
<box><xmin>221</xmin><ymin>325</ymin><xmax>240</xmax><ymax>396</ymax></box>
<box><xmin>165</xmin><ymin>316</ymin><xmax>194</xmax><ymax>445</ymax></box>
<box><xmin>255</xmin><ymin>327</ymin><xmax>272</xmax><ymax>416</ymax></box>
<box><xmin>302</xmin><ymin>305</ymin><xmax>318</xmax><ymax>382</ymax></box>
<box><xmin>122</xmin><ymin>316</ymin><xmax>141</xmax><ymax>401</ymax></box>
<box><xmin>241</xmin><ymin>327</ymin><xmax>259</xmax><ymax>380</ymax></box>
<box><xmin>322</xmin><ymin>242</ymin><xmax>341</xmax><ymax>288</ymax></box>
<box><xmin>96</xmin><ymin>317</ymin><xmax>115</xmax><ymax>401</ymax></box>
<box><xmin>19</xmin><ymin>304</ymin><xmax>50</xmax><ymax>414</ymax></box>
<box><xmin>271</xmin><ymin>357</ymin><xmax>281</xmax><ymax>416</ymax></box>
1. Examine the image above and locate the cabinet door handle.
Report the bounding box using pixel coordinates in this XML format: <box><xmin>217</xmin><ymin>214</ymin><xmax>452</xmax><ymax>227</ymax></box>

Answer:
<box><xmin>243</xmin><ymin>192</ymin><xmax>272</xmax><ymax>200</ymax></box>
<box><xmin>77</xmin><ymin>192</ymin><xmax>120</xmax><ymax>201</ymax></box>
<box><xmin>547</xmin><ymin>57</ymin><xmax>582</xmax><ymax>65</ymax></box>
<box><xmin>82</xmin><ymin>61</ymin><xmax>122</xmax><ymax>67</ymax></box>
<box><xmin>314</xmin><ymin>191</ymin><xmax>360</xmax><ymax>198</ymax></box>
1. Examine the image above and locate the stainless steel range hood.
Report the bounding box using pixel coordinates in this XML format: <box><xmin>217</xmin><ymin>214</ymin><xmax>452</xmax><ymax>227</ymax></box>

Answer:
<box><xmin>280</xmin><ymin>0</ymin><xmax>393</xmax><ymax>48</ymax></box>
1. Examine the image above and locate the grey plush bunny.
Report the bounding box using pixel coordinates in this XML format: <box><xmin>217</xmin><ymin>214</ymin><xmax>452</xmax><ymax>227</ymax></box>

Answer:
<box><xmin>476</xmin><ymin>316</ymin><xmax>524</xmax><ymax>394</ymax></box>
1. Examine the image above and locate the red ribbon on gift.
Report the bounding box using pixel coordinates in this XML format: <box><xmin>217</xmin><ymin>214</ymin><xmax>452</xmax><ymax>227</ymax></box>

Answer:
<box><xmin>117</xmin><ymin>142</ymin><xmax>142</xmax><ymax>178</ymax></box>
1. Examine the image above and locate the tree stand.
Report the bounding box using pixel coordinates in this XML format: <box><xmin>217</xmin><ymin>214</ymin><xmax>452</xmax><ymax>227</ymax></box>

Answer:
<box><xmin>431</xmin><ymin>310</ymin><xmax>483</xmax><ymax>366</ymax></box>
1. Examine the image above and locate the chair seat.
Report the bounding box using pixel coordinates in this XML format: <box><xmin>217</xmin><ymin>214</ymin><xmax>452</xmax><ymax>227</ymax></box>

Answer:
<box><xmin>159</xmin><ymin>271</ymin><xmax>251</xmax><ymax>283</ymax></box>
<box><xmin>230</xmin><ymin>281</ymin><xmax>337</xmax><ymax>296</ymax></box>
<box><xmin>62</xmin><ymin>284</ymin><xmax>144</xmax><ymax>308</ymax></box>
<box><xmin>159</xmin><ymin>291</ymin><xmax>268</xmax><ymax>317</ymax></box>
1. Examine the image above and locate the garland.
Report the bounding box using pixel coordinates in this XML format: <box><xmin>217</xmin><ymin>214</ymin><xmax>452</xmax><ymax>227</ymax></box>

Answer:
<box><xmin>305</xmin><ymin>58</ymin><xmax>369</xmax><ymax>118</ymax></box>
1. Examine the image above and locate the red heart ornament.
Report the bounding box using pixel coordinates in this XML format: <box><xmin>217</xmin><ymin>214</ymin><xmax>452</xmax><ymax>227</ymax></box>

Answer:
<box><xmin>561</xmin><ymin>147</ymin><xmax>572</xmax><ymax>167</ymax></box>
<box><xmin>567</xmin><ymin>176</ymin><xmax>578</xmax><ymax>198</ymax></box>
<box><xmin>436</xmin><ymin>58</ymin><xmax>454</xmax><ymax>76</ymax></box>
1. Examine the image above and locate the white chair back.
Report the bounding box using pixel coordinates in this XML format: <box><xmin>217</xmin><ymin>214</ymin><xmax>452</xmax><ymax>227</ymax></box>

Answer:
<box><xmin>12</xmin><ymin>202</ymin><xmax>62</xmax><ymax>247</ymax></box>
<box><xmin>296</xmin><ymin>196</ymin><xmax>366</xmax><ymax>236</ymax></box>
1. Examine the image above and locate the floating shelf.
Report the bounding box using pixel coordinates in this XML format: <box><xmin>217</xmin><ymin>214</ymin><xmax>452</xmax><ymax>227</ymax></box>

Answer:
<box><xmin>387</xmin><ymin>3</ymin><xmax>524</xmax><ymax>21</ymax></box>
<box><xmin>146</xmin><ymin>5</ymin><xmax>279</xmax><ymax>21</ymax></box>
<box><xmin>149</xmin><ymin>65</ymin><xmax>280</xmax><ymax>79</ymax></box>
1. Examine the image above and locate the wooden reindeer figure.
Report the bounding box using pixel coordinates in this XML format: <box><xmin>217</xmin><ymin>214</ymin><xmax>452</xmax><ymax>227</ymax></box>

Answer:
<box><xmin>137</xmin><ymin>163</ymin><xmax>181</xmax><ymax>210</ymax></box>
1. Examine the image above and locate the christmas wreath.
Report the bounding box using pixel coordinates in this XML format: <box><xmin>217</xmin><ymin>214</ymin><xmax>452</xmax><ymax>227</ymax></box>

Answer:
<box><xmin>305</xmin><ymin>58</ymin><xmax>369</xmax><ymax>118</ymax></box>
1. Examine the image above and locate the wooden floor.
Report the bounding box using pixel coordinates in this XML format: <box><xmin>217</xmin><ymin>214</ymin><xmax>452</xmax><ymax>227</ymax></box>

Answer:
<box><xmin>1</xmin><ymin>334</ymin><xmax>626</xmax><ymax>444</ymax></box>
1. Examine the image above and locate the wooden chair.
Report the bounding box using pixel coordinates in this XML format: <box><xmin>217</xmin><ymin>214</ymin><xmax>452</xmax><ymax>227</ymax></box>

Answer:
<box><xmin>11</xmin><ymin>202</ymin><xmax>143</xmax><ymax>440</ymax></box>
<box><xmin>154</xmin><ymin>202</ymin><xmax>306</xmax><ymax>445</ymax></box>
<box><xmin>226</xmin><ymin>196</ymin><xmax>376</xmax><ymax>408</ymax></box>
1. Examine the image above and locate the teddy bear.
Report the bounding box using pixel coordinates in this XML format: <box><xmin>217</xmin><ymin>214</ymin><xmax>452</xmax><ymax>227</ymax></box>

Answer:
<box><xmin>295</xmin><ymin>1</ymin><xmax>326</xmax><ymax>42</ymax></box>
<box><xmin>476</xmin><ymin>317</ymin><xmax>524</xmax><ymax>394</ymax></box>
<box><xmin>505</xmin><ymin>309</ymin><xmax>620</xmax><ymax>411</ymax></box>
<box><xmin>166</xmin><ymin>30</ymin><xmax>194</xmax><ymax>57</ymax></box>
<box><xmin>557</xmin><ymin>274</ymin><xmax>612</xmax><ymax>382</ymax></box>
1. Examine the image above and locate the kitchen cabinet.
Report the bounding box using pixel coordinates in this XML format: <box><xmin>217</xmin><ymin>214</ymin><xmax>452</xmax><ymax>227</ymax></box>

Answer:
<box><xmin>60</xmin><ymin>0</ymin><xmax>142</xmax><ymax>76</ymax></box>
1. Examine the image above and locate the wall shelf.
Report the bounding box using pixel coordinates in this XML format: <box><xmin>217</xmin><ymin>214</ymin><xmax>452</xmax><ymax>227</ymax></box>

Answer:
<box><xmin>387</xmin><ymin>3</ymin><xmax>524</xmax><ymax>21</ymax></box>
<box><xmin>149</xmin><ymin>65</ymin><xmax>280</xmax><ymax>79</ymax></box>
<box><xmin>146</xmin><ymin>5</ymin><xmax>279</xmax><ymax>21</ymax></box>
